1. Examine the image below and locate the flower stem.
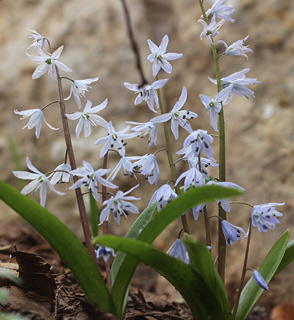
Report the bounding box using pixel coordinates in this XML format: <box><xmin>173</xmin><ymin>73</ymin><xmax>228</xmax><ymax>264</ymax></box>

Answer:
<box><xmin>232</xmin><ymin>222</ymin><xmax>252</xmax><ymax>319</ymax></box>
<box><xmin>101</xmin><ymin>152</ymin><xmax>112</xmax><ymax>292</ymax></box>
<box><xmin>55</xmin><ymin>66</ymin><xmax>96</xmax><ymax>261</ymax></box>
<box><xmin>157</xmin><ymin>85</ymin><xmax>189</xmax><ymax>234</ymax></box>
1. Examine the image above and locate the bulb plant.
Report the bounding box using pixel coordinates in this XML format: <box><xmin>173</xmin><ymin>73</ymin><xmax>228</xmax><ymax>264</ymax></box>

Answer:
<box><xmin>0</xmin><ymin>1</ymin><xmax>293</xmax><ymax>320</ymax></box>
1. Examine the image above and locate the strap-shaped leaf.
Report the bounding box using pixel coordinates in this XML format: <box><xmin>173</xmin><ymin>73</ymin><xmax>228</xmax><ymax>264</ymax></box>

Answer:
<box><xmin>0</xmin><ymin>181</ymin><xmax>116</xmax><ymax>315</ymax></box>
<box><xmin>95</xmin><ymin>235</ymin><xmax>227</xmax><ymax>320</ymax></box>
<box><xmin>235</xmin><ymin>230</ymin><xmax>289</xmax><ymax>320</ymax></box>
<box><xmin>111</xmin><ymin>185</ymin><xmax>242</xmax><ymax>318</ymax></box>
<box><xmin>274</xmin><ymin>240</ymin><xmax>294</xmax><ymax>275</ymax></box>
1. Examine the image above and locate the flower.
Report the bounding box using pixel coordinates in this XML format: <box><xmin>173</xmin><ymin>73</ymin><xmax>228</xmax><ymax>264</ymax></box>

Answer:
<box><xmin>177</xmin><ymin>129</ymin><xmax>214</xmax><ymax>160</ymax></box>
<box><xmin>27</xmin><ymin>29</ymin><xmax>46</xmax><ymax>50</ymax></box>
<box><xmin>95</xmin><ymin>246</ymin><xmax>115</xmax><ymax>262</ymax></box>
<box><xmin>209</xmin><ymin>68</ymin><xmax>260</xmax><ymax>102</ymax></box>
<box><xmin>186</xmin><ymin>157</ymin><xmax>219</xmax><ymax>181</ymax></box>
<box><xmin>100</xmin><ymin>185</ymin><xmax>140</xmax><ymax>225</ymax></box>
<box><xmin>198</xmin><ymin>15</ymin><xmax>225</xmax><ymax>44</ymax></box>
<box><xmin>205</xmin><ymin>0</ymin><xmax>235</xmax><ymax>23</ymax></box>
<box><xmin>107</xmin><ymin>156</ymin><xmax>141</xmax><ymax>181</ymax></box>
<box><xmin>133</xmin><ymin>154</ymin><xmax>160</xmax><ymax>185</ymax></box>
<box><xmin>27</xmin><ymin>46</ymin><xmax>72</xmax><ymax>82</ymax></box>
<box><xmin>251</xmin><ymin>203</ymin><xmax>285</xmax><ymax>232</ymax></box>
<box><xmin>13</xmin><ymin>157</ymin><xmax>65</xmax><ymax>207</ymax></box>
<box><xmin>49</xmin><ymin>163</ymin><xmax>71</xmax><ymax>185</ymax></box>
<box><xmin>14</xmin><ymin>108</ymin><xmax>59</xmax><ymax>139</ymax></box>
<box><xmin>127</xmin><ymin>121</ymin><xmax>158</xmax><ymax>147</ymax></box>
<box><xmin>124</xmin><ymin>79</ymin><xmax>168</xmax><ymax>113</ymax></box>
<box><xmin>175</xmin><ymin>166</ymin><xmax>205</xmax><ymax>191</ymax></box>
<box><xmin>221</xmin><ymin>220</ymin><xmax>247</xmax><ymax>247</ymax></box>
<box><xmin>151</xmin><ymin>86</ymin><xmax>198</xmax><ymax>139</ymax></box>
<box><xmin>147</xmin><ymin>35</ymin><xmax>183</xmax><ymax>77</ymax></box>
<box><xmin>65</xmin><ymin>99</ymin><xmax>108</xmax><ymax>139</ymax></box>
<box><xmin>69</xmin><ymin>160</ymin><xmax>118</xmax><ymax>202</ymax></box>
<box><xmin>219</xmin><ymin>36</ymin><xmax>253</xmax><ymax>59</ymax></box>
<box><xmin>199</xmin><ymin>85</ymin><xmax>233</xmax><ymax>131</ymax></box>
<box><xmin>95</xmin><ymin>121</ymin><xmax>137</xmax><ymax>158</ymax></box>
<box><xmin>167</xmin><ymin>239</ymin><xmax>189</xmax><ymax>264</ymax></box>
<box><xmin>149</xmin><ymin>184</ymin><xmax>178</xmax><ymax>211</ymax></box>
<box><xmin>65</xmin><ymin>77</ymin><xmax>99</xmax><ymax>108</ymax></box>
<box><xmin>253</xmin><ymin>270</ymin><xmax>269</xmax><ymax>291</ymax></box>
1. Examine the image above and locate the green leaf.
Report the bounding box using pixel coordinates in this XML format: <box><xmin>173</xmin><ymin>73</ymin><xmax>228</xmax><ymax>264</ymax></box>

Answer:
<box><xmin>274</xmin><ymin>240</ymin><xmax>294</xmax><ymax>275</ymax></box>
<box><xmin>183</xmin><ymin>234</ymin><xmax>232</xmax><ymax>319</ymax></box>
<box><xmin>111</xmin><ymin>185</ymin><xmax>242</xmax><ymax>318</ymax></box>
<box><xmin>0</xmin><ymin>181</ymin><xmax>116</xmax><ymax>315</ymax></box>
<box><xmin>235</xmin><ymin>230</ymin><xmax>290</xmax><ymax>320</ymax></box>
<box><xmin>95</xmin><ymin>235</ymin><xmax>226</xmax><ymax>320</ymax></box>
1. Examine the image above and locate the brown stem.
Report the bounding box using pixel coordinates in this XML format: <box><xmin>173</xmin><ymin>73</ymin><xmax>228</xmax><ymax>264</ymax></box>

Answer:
<box><xmin>55</xmin><ymin>66</ymin><xmax>96</xmax><ymax>261</ymax></box>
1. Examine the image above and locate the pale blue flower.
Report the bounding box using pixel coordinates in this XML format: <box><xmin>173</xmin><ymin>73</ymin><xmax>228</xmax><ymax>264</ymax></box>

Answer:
<box><xmin>100</xmin><ymin>185</ymin><xmax>140</xmax><ymax>225</ymax></box>
<box><xmin>107</xmin><ymin>156</ymin><xmax>141</xmax><ymax>181</ymax></box>
<box><xmin>65</xmin><ymin>77</ymin><xmax>99</xmax><ymax>108</ymax></box>
<box><xmin>209</xmin><ymin>68</ymin><xmax>260</xmax><ymax>102</ymax></box>
<box><xmin>221</xmin><ymin>220</ymin><xmax>247</xmax><ymax>247</ymax></box>
<box><xmin>14</xmin><ymin>108</ymin><xmax>59</xmax><ymax>139</ymax></box>
<box><xmin>251</xmin><ymin>203</ymin><xmax>285</xmax><ymax>232</ymax></box>
<box><xmin>151</xmin><ymin>86</ymin><xmax>198</xmax><ymax>139</ymax></box>
<box><xmin>253</xmin><ymin>270</ymin><xmax>269</xmax><ymax>291</ymax></box>
<box><xmin>95</xmin><ymin>121</ymin><xmax>137</xmax><ymax>157</ymax></box>
<box><xmin>69</xmin><ymin>161</ymin><xmax>117</xmax><ymax>202</ymax></box>
<box><xmin>199</xmin><ymin>85</ymin><xmax>233</xmax><ymax>131</ymax></box>
<box><xmin>186</xmin><ymin>157</ymin><xmax>219</xmax><ymax>180</ymax></box>
<box><xmin>127</xmin><ymin>121</ymin><xmax>158</xmax><ymax>147</ymax></box>
<box><xmin>149</xmin><ymin>184</ymin><xmax>178</xmax><ymax>211</ymax></box>
<box><xmin>198</xmin><ymin>15</ymin><xmax>225</xmax><ymax>44</ymax></box>
<box><xmin>167</xmin><ymin>239</ymin><xmax>189</xmax><ymax>264</ymax></box>
<box><xmin>50</xmin><ymin>163</ymin><xmax>71</xmax><ymax>185</ymax></box>
<box><xmin>13</xmin><ymin>157</ymin><xmax>65</xmax><ymax>207</ymax></box>
<box><xmin>124</xmin><ymin>79</ymin><xmax>168</xmax><ymax>113</ymax></box>
<box><xmin>219</xmin><ymin>36</ymin><xmax>253</xmax><ymax>59</ymax></box>
<box><xmin>177</xmin><ymin>129</ymin><xmax>214</xmax><ymax>160</ymax></box>
<box><xmin>65</xmin><ymin>99</ymin><xmax>108</xmax><ymax>139</ymax></box>
<box><xmin>133</xmin><ymin>154</ymin><xmax>160</xmax><ymax>185</ymax></box>
<box><xmin>205</xmin><ymin>0</ymin><xmax>235</xmax><ymax>23</ymax></box>
<box><xmin>175</xmin><ymin>166</ymin><xmax>205</xmax><ymax>191</ymax></box>
<box><xmin>27</xmin><ymin>46</ymin><xmax>71</xmax><ymax>82</ymax></box>
<box><xmin>147</xmin><ymin>35</ymin><xmax>183</xmax><ymax>77</ymax></box>
<box><xmin>95</xmin><ymin>246</ymin><xmax>115</xmax><ymax>262</ymax></box>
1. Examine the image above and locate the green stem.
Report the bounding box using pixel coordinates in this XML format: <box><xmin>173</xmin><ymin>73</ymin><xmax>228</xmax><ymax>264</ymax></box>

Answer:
<box><xmin>157</xmin><ymin>85</ymin><xmax>189</xmax><ymax>234</ymax></box>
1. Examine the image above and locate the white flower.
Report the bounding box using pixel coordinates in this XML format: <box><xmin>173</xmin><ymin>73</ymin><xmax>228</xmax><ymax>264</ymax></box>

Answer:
<box><xmin>151</xmin><ymin>86</ymin><xmax>198</xmax><ymax>139</ymax></box>
<box><xmin>95</xmin><ymin>246</ymin><xmax>115</xmax><ymax>262</ymax></box>
<box><xmin>149</xmin><ymin>184</ymin><xmax>178</xmax><ymax>211</ymax></box>
<box><xmin>14</xmin><ymin>108</ymin><xmax>59</xmax><ymax>139</ymax></box>
<box><xmin>65</xmin><ymin>77</ymin><xmax>99</xmax><ymax>108</ymax></box>
<box><xmin>69</xmin><ymin>161</ymin><xmax>118</xmax><ymax>202</ymax></box>
<box><xmin>65</xmin><ymin>99</ymin><xmax>108</xmax><ymax>139</ymax></box>
<box><xmin>147</xmin><ymin>35</ymin><xmax>183</xmax><ymax>77</ymax></box>
<box><xmin>177</xmin><ymin>129</ymin><xmax>214</xmax><ymax>160</ymax></box>
<box><xmin>27</xmin><ymin>29</ymin><xmax>46</xmax><ymax>50</ymax></box>
<box><xmin>209</xmin><ymin>68</ymin><xmax>260</xmax><ymax>102</ymax></box>
<box><xmin>167</xmin><ymin>239</ymin><xmax>189</xmax><ymax>264</ymax></box>
<box><xmin>219</xmin><ymin>36</ymin><xmax>253</xmax><ymax>59</ymax></box>
<box><xmin>198</xmin><ymin>15</ymin><xmax>225</xmax><ymax>44</ymax></box>
<box><xmin>13</xmin><ymin>157</ymin><xmax>65</xmax><ymax>207</ymax></box>
<box><xmin>49</xmin><ymin>163</ymin><xmax>71</xmax><ymax>185</ymax></box>
<box><xmin>124</xmin><ymin>79</ymin><xmax>168</xmax><ymax>113</ymax></box>
<box><xmin>100</xmin><ymin>185</ymin><xmax>140</xmax><ymax>225</ymax></box>
<box><xmin>27</xmin><ymin>46</ymin><xmax>72</xmax><ymax>82</ymax></box>
<box><xmin>133</xmin><ymin>154</ymin><xmax>160</xmax><ymax>185</ymax></box>
<box><xmin>107</xmin><ymin>156</ymin><xmax>141</xmax><ymax>181</ymax></box>
<box><xmin>95</xmin><ymin>121</ymin><xmax>137</xmax><ymax>158</ymax></box>
<box><xmin>199</xmin><ymin>85</ymin><xmax>233</xmax><ymax>131</ymax></box>
<box><xmin>127</xmin><ymin>121</ymin><xmax>158</xmax><ymax>147</ymax></box>
<box><xmin>205</xmin><ymin>0</ymin><xmax>235</xmax><ymax>23</ymax></box>
<box><xmin>251</xmin><ymin>203</ymin><xmax>285</xmax><ymax>232</ymax></box>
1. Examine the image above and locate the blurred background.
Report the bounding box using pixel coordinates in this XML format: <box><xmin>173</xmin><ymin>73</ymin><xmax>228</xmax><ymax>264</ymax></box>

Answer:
<box><xmin>0</xmin><ymin>0</ymin><xmax>293</xmax><ymax>311</ymax></box>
